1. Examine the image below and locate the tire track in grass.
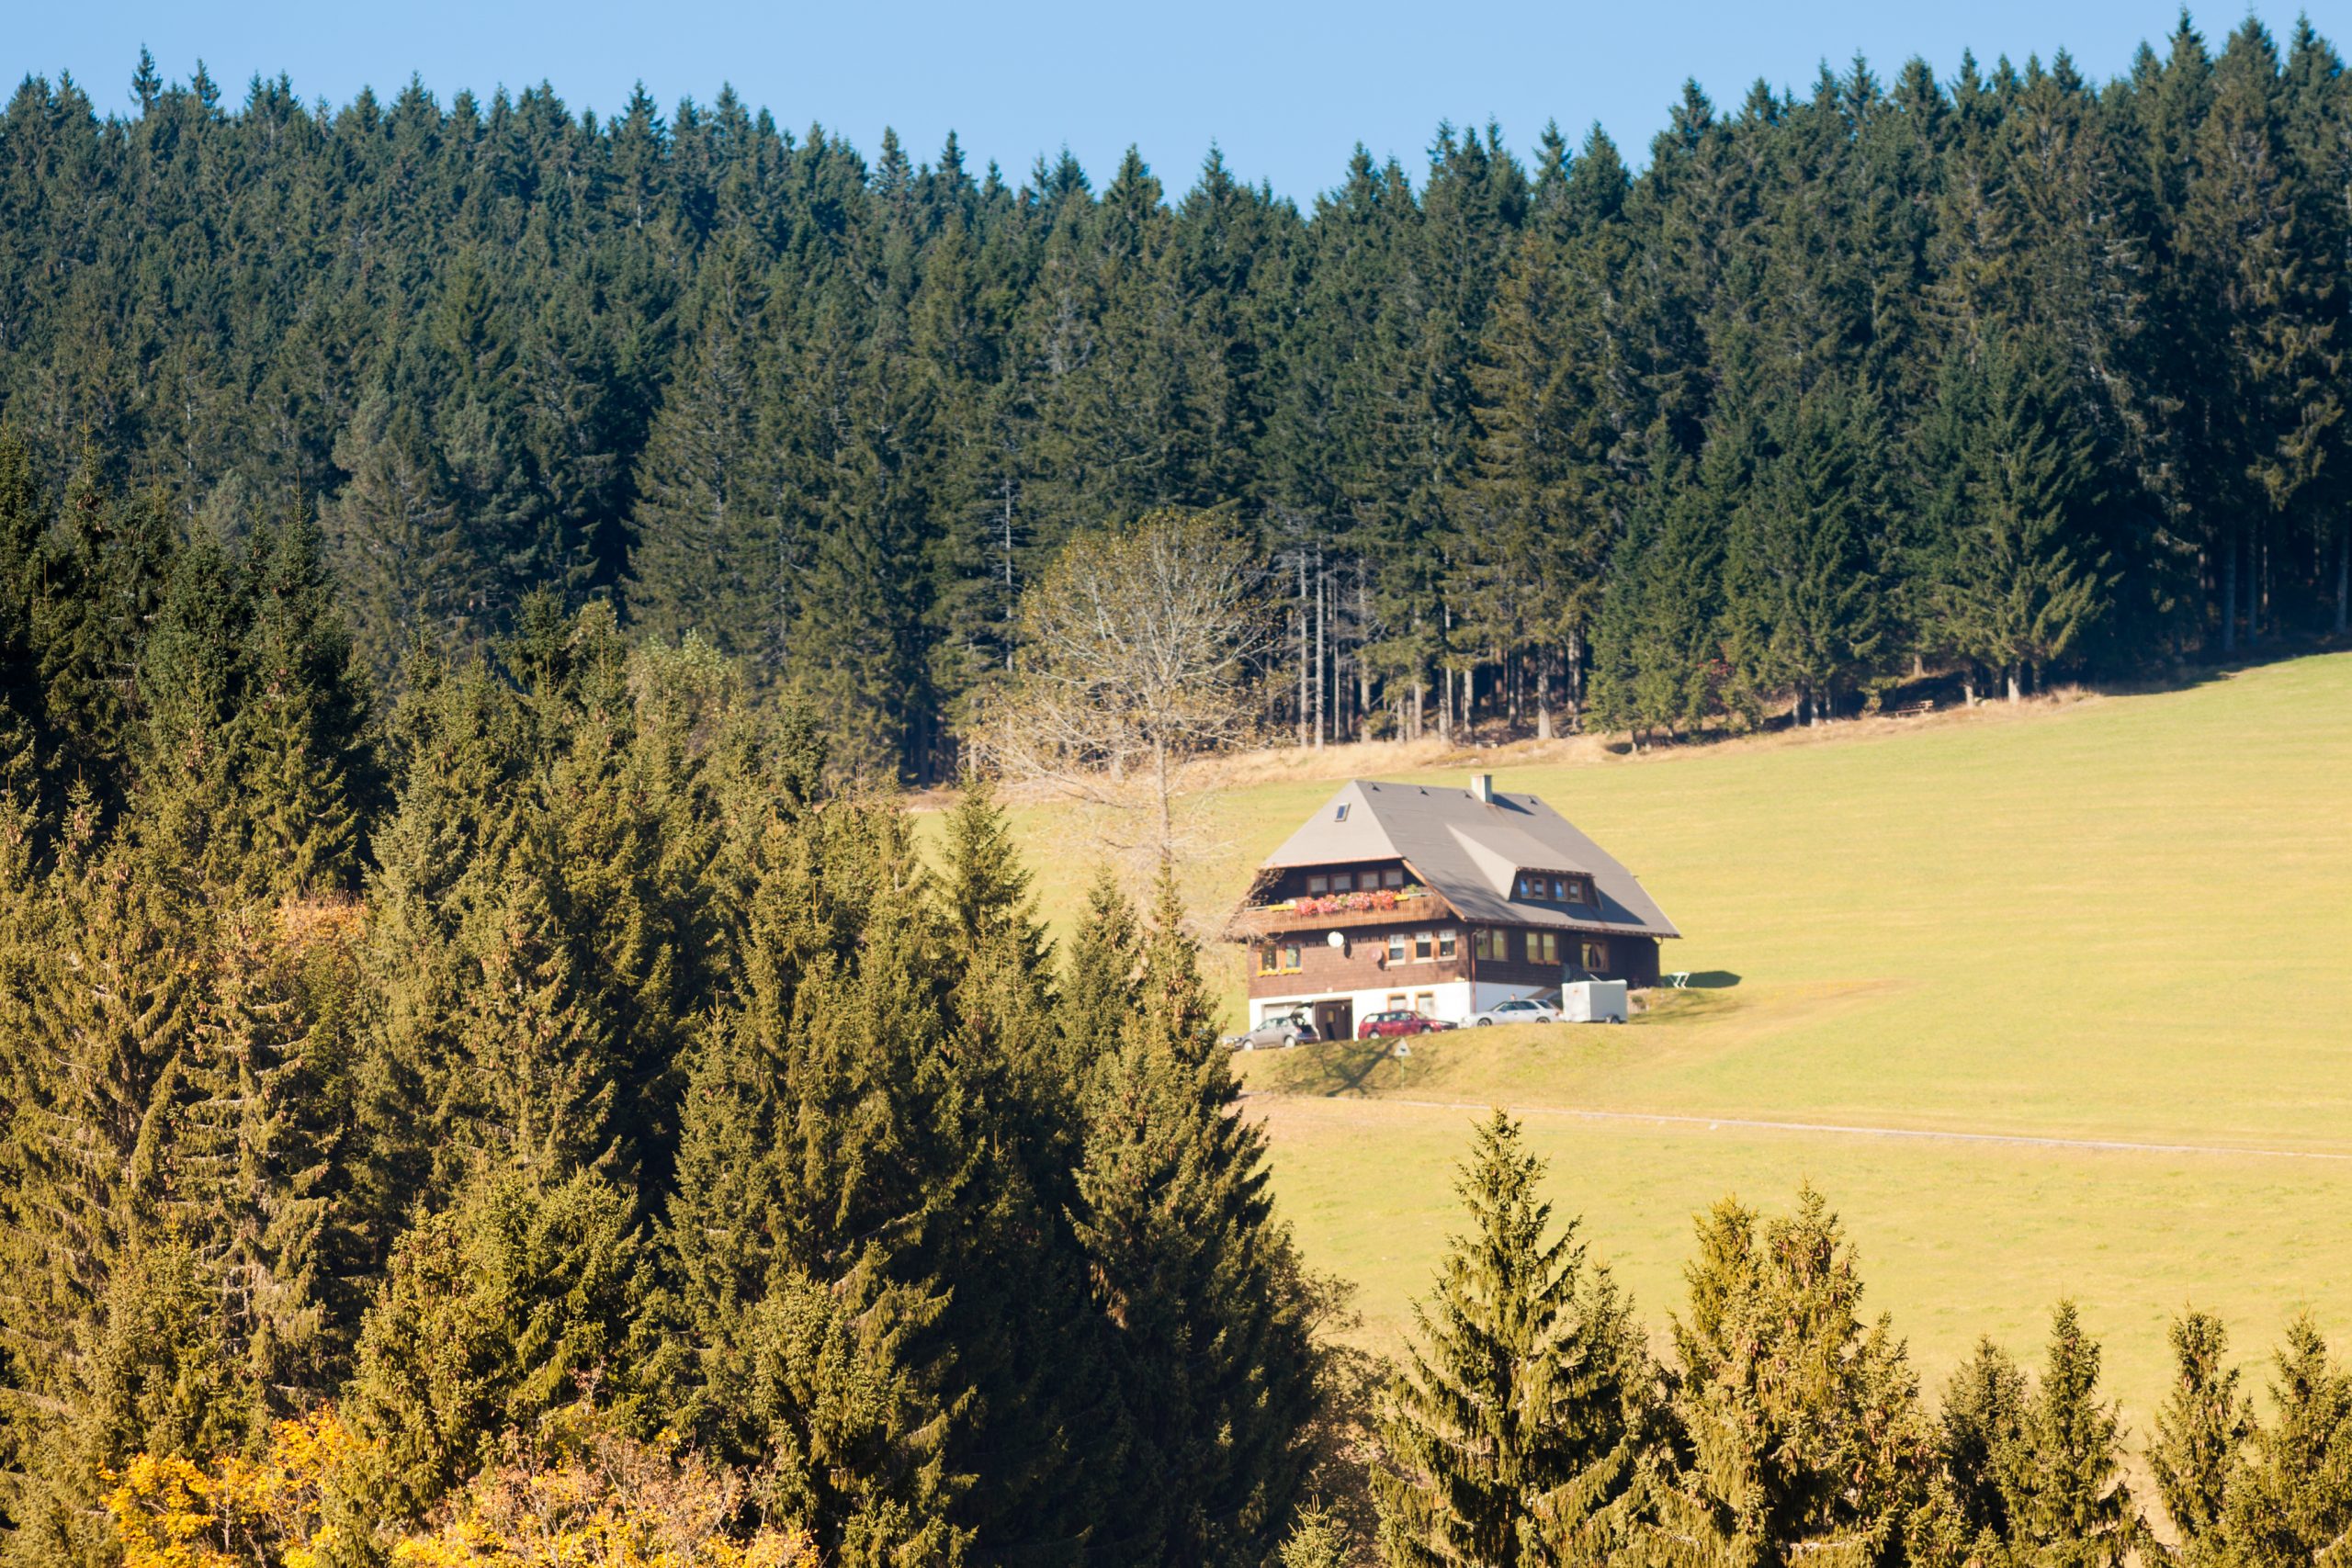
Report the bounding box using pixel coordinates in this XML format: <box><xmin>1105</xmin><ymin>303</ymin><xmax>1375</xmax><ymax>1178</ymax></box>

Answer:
<box><xmin>1248</xmin><ymin>1093</ymin><xmax>2352</xmax><ymax>1164</ymax></box>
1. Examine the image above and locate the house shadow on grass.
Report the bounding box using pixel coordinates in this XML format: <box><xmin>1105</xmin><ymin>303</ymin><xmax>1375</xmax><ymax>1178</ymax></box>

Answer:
<box><xmin>1681</xmin><ymin>970</ymin><xmax>1741</xmax><ymax>988</ymax></box>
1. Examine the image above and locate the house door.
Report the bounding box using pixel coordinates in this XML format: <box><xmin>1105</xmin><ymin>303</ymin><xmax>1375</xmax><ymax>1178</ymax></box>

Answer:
<box><xmin>1313</xmin><ymin>999</ymin><xmax>1352</xmax><ymax>1043</ymax></box>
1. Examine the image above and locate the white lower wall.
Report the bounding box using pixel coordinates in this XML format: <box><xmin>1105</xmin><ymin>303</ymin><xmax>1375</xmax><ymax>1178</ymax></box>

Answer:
<box><xmin>1256</xmin><ymin>976</ymin><xmax>1566</xmax><ymax>1031</ymax></box>
<box><xmin>1251</xmin><ymin>980</ymin><xmax>1465</xmax><ymax>1029</ymax></box>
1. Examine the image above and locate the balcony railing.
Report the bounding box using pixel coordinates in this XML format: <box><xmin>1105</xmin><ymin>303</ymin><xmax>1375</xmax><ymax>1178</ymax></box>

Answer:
<box><xmin>1227</xmin><ymin>887</ymin><xmax>1439</xmax><ymax>937</ymax></box>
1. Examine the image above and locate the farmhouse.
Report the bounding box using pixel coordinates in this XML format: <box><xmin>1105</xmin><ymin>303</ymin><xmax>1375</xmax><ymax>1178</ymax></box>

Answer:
<box><xmin>1226</xmin><ymin>774</ymin><xmax>1679</xmax><ymax>1036</ymax></box>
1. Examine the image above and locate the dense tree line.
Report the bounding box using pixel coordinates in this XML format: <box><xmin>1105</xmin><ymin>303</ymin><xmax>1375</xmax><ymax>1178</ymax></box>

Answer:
<box><xmin>1367</xmin><ymin>1111</ymin><xmax>2352</xmax><ymax>1568</ymax></box>
<box><xmin>0</xmin><ymin>447</ymin><xmax>1324</xmax><ymax>1566</ymax></box>
<box><xmin>1</xmin><ymin>16</ymin><xmax>2345</xmax><ymax>778</ymax></box>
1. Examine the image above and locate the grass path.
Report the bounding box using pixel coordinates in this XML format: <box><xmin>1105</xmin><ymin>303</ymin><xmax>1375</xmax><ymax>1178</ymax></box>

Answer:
<box><xmin>1249</xmin><ymin>1090</ymin><xmax>2352</xmax><ymax>1163</ymax></box>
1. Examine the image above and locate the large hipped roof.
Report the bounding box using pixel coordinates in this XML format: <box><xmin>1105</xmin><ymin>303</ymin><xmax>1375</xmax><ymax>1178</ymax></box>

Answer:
<box><xmin>1256</xmin><ymin>779</ymin><xmax>1680</xmax><ymax>940</ymax></box>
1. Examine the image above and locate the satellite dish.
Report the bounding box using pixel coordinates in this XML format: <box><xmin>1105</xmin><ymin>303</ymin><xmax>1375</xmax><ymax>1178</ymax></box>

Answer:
<box><xmin>1327</xmin><ymin>931</ymin><xmax>1346</xmax><ymax>948</ymax></box>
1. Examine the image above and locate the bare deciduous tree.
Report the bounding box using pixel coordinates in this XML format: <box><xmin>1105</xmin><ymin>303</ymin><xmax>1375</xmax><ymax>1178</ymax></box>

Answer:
<box><xmin>973</xmin><ymin>508</ymin><xmax>1266</xmax><ymax>869</ymax></box>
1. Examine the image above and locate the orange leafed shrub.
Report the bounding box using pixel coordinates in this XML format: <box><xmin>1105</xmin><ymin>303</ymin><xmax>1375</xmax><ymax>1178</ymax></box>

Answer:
<box><xmin>387</xmin><ymin>1404</ymin><xmax>811</xmax><ymax>1568</ymax></box>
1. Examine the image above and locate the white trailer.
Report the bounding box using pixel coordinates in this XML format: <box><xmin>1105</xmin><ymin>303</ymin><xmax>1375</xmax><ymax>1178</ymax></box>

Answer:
<box><xmin>1558</xmin><ymin>979</ymin><xmax>1629</xmax><ymax>1023</ymax></box>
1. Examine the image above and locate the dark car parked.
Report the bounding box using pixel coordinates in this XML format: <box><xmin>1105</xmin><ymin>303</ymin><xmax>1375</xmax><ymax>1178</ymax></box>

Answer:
<box><xmin>1356</xmin><ymin>1010</ymin><xmax>1455</xmax><ymax>1041</ymax></box>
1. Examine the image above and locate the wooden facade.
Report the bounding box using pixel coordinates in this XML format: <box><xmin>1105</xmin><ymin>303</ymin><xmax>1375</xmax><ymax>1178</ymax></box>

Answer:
<box><xmin>1245</xmin><ymin>920</ymin><xmax>1660</xmax><ymax>1004</ymax></box>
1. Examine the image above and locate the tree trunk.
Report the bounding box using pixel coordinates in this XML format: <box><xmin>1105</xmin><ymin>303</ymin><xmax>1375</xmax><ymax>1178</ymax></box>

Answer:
<box><xmin>1295</xmin><ymin>555</ymin><xmax>1309</xmax><ymax>747</ymax></box>
<box><xmin>2221</xmin><ymin>528</ymin><xmax>2238</xmax><ymax>655</ymax></box>
<box><xmin>1152</xmin><ymin>737</ymin><xmax>1173</xmax><ymax>872</ymax></box>
<box><xmin>1566</xmin><ymin>628</ymin><xmax>1584</xmax><ymax>731</ymax></box>
<box><xmin>1313</xmin><ymin>563</ymin><xmax>1327</xmax><ymax>749</ymax></box>
<box><xmin>998</xmin><ymin>479</ymin><xmax>1017</xmax><ymax>670</ymax></box>
<box><xmin>1535</xmin><ymin>647</ymin><xmax>1554</xmax><ymax>740</ymax></box>
<box><xmin>2336</xmin><ymin>525</ymin><xmax>2348</xmax><ymax>637</ymax></box>
<box><xmin>2007</xmin><ymin>667</ymin><xmax>2022</xmax><ymax>704</ymax></box>
<box><xmin>2247</xmin><ymin>519</ymin><xmax>2263</xmax><ymax>649</ymax></box>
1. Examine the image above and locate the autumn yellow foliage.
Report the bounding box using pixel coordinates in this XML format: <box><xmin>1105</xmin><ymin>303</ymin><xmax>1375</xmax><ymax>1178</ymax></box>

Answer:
<box><xmin>107</xmin><ymin>1403</ymin><xmax>812</xmax><ymax>1568</ymax></box>
<box><xmin>107</xmin><ymin>1409</ymin><xmax>365</xmax><ymax>1568</ymax></box>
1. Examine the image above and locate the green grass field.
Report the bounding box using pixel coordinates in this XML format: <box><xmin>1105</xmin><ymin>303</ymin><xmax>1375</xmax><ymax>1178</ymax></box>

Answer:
<box><xmin>971</xmin><ymin>651</ymin><xmax>2352</xmax><ymax>1436</ymax></box>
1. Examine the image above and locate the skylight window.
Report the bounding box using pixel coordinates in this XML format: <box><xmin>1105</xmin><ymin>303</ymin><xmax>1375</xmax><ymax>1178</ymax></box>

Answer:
<box><xmin>1334</xmin><ymin>804</ymin><xmax>1349</xmax><ymax>821</ymax></box>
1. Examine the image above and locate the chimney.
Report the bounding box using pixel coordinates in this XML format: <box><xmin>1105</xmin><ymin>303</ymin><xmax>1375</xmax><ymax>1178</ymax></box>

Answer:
<box><xmin>1471</xmin><ymin>773</ymin><xmax>1494</xmax><ymax>804</ymax></box>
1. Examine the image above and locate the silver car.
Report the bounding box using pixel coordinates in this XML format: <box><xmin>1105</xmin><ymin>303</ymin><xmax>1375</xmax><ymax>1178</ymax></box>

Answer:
<box><xmin>1463</xmin><ymin>996</ymin><xmax>1559</xmax><ymax>1027</ymax></box>
<box><xmin>1233</xmin><ymin>1012</ymin><xmax>1319</xmax><ymax>1050</ymax></box>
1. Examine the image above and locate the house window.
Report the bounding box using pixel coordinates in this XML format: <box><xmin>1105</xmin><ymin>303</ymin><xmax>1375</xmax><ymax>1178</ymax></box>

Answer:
<box><xmin>1565</xmin><ymin>878</ymin><xmax>1589</xmax><ymax>905</ymax></box>
<box><xmin>1306</xmin><ymin>874</ymin><xmax>1329</xmax><ymax>896</ymax></box>
<box><xmin>1552</xmin><ymin>877</ymin><xmax>1566</xmax><ymax>901</ymax></box>
<box><xmin>1335</xmin><ymin>803</ymin><xmax>1350</xmax><ymax>821</ymax></box>
<box><xmin>1473</xmin><ymin>929</ymin><xmax>1499</xmax><ymax>961</ymax></box>
<box><xmin>1383</xmin><ymin>868</ymin><xmax>1405</xmax><ymax>888</ymax></box>
<box><xmin>1259</xmin><ymin>945</ymin><xmax>1278</xmax><ymax>975</ymax></box>
<box><xmin>1414</xmin><ymin>930</ymin><xmax>1433</xmax><ymax>961</ymax></box>
<box><xmin>1387</xmin><ymin>933</ymin><xmax>1408</xmax><ymax>963</ymax></box>
<box><xmin>1580</xmin><ymin>940</ymin><xmax>1608</xmax><ymax>972</ymax></box>
<box><xmin>1529</xmin><ymin>931</ymin><xmax>1560</xmax><ymax>965</ymax></box>
<box><xmin>1332</xmin><ymin>872</ymin><xmax>1353</xmax><ymax>893</ymax></box>
<box><xmin>1413</xmin><ymin>991</ymin><xmax>1435</xmax><ymax>1016</ymax></box>
<box><xmin>1284</xmin><ymin>943</ymin><xmax>1304</xmax><ymax>972</ymax></box>
<box><xmin>1386</xmin><ymin>993</ymin><xmax>1408</xmax><ymax>1011</ymax></box>
<box><xmin>1438</xmin><ymin>929</ymin><xmax>1458</xmax><ymax>960</ymax></box>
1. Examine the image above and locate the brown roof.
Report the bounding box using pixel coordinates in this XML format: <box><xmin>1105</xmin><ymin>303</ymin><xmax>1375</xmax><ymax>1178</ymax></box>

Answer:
<box><xmin>1246</xmin><ymin>778</ymin><xmax>1680</xmax><ymax>941</ymax></box>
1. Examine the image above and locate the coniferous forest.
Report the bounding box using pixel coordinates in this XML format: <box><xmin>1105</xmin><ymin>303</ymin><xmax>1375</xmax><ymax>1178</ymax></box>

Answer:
<box><xmin>1</xmin><ymin>18</ymin><xmax>2348</xmax><ymax>782</ymax></box>
<box><xmin>2</xmin><ymin>14</ymin><xmax>2352</xmax><ymax>1567</ymax></box>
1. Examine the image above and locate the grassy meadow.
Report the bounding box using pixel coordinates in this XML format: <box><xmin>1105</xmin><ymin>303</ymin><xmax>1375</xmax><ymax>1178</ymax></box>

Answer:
<box><xmin>950</xmin><ymin>650</ymin><xmax>2352</xmax><ymax>1435</ymax></box>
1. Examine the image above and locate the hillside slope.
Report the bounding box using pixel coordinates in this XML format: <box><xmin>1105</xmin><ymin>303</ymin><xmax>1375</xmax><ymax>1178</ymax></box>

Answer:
<box><xmin>989</xmin><ymin>652</ymin><xmax>2352</xmax><ymax>1428</ymax></box>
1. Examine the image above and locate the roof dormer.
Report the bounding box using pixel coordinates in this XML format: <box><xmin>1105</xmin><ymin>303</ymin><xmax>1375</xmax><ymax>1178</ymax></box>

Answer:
<box><xmin>1513</xmin><ymin>869</ymin><xmax>1595</xmax><ymax>908</ymax></box>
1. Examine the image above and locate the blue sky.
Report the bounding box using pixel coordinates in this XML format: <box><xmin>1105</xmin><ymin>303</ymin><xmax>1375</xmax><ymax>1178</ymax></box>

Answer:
<box><xmin>13</xmin><ymin>1</ymin><xmax>2352</xmax><ymax>202</ymax></box>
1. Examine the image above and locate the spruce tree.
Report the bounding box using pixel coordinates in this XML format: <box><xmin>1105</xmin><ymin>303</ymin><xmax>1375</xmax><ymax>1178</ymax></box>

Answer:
<box><xmin>172</xmin><ymin>895</ymin><xmax>369</xmax><ymax>1418</ymax></box>
<box><xmin>0</xmin><ymin>433</ymin><xmax>46</xmax><ymax>799</ymax></box>
<box><xmin>1373</xmin><ymin>1109</ymin><xmax>1652</xmax><ymax>1567</ymax></box>
<box><xmin>1925</xmin><ymin>340</ymin><xmax>2109</xmax><ymax>700</ymax></box>
<box><xmin>1649</xmin><ymin>1187</ymin><xmax>1934</xmax><ymax>1566</ymax></box>
<box><xmin>344</xmin><ymin>1165</ymin><xmax>648</xmax><ymax>1525</ymax></box>
<box><xmin>238</xmin><ymin>508</ymin><xmax>375</xmax><ymax>896</ymax></box>
<box><xmin>1722</xmin><ymin>383</ymin><xmax>1894</xmax><ymax>725</ymax></box>
<box><xmin>1069</xmin><ymin>871</ymin><xmax>1317</xmax><ymax>1566</ymax></box>
<box><xmin>929</xmin><ymin>780</ymin><xmax>1114</xmax><ymax>1561</ymax></box>
<box><xmin>0</xmin><ymin>828</ymin><xmax>220</xmax><ymax>1568</ymax></box>
<box><xmin>2147</xmin><ymin>1310</ymin><xmax>2248</xmax><ymax>1561</ymax></box>
<box><xmin>658</xmin><ymin>809</ymin><xmax>973</xmax><ymax>1562</ymax></box>
<box><xmin>1059</xmin><ymin>864</ymin><xmax>1143</xmax><ymax>1074</ymax></box>
<box><xmin>352</xmin><ymin>652</ymin><xmax>539</xmax><ymax>1227</ymax></box>
<box><xmin>32</xmin><ymin>462</ymin><xmax>176</xmax><ymax>823</ymax></box>
<box><xmin>2219</xmin><ymin>1315</ymin><xmax>2352</xmax><ymax>1567</ymax></box>
<box><xmin>130</xmin><ymin>533</ymin><xmax>254</xmax><ymax>889</ymax></box>
<box><xmin>936</xmin><ymin>773</ymin><xmax>1052</xmax><ymax>988</ymax></box>
<box><xmin>1928</xmin><ymin>1337</ymin><xmax>2030</xmax><ymax>1563</ymax></box>
<box><xmin>625</xmin><ymin>231</ymin><xmax>787</xmax><ymax>664</ymax></box>
<box><xmin>1993</xmin><ymin>1302</ymin><xmax>2147</xmax><ymax>1568</ymax></box>
<box><xmin>322</xmin><ymin>385</ymin><xmax>484</xmax><ymax>682</ymax></box>
<box><xmin>455</xmin><ymin>860</ymin><xmax>621</xmax><ymax>1176</ymax></box>
<box><xmin>0</xmin><ymin>1235</ymin><xmax>244</xmax><ymax>1568</ymax></box>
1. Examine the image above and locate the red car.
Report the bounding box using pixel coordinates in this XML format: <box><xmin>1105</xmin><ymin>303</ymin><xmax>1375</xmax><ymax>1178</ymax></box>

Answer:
<box><xmin>1356</xmin><ymin>1010</ymin><xmax>1456</xmax><ymax>1041</ymax></box>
